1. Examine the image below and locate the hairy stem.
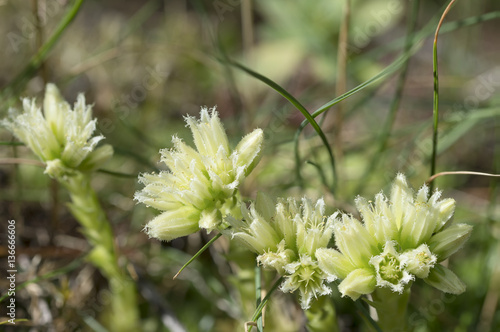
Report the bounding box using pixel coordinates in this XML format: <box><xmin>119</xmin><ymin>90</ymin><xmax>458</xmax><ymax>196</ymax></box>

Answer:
<box><xmin>61</xmin><ymin>173</ymin><xmax>139</xmax><ymax>332</ymax></box>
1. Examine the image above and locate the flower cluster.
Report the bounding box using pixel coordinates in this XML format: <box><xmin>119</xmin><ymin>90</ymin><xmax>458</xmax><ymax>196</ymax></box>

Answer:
<box><xmin>316</xmin><ymin>174</ymin><xmax>472</xmax><ymax>300</ymax></box>
<box><xmin>227</xmin><ymin>193</ymin><xmax>337</xmax><ymax>309</ymax></box>
<box><xmin>132</xmin><ymin>107</ymin><xmax>472</xmax><ymax>310</ymax></box>
<box><xmin>135</xmin><ymin>107</ymin><xmax>264</xmax><ymax>241</ymax></box>
<box><xmin>2</xmin><ymin>84</ymin><xmax>113</xmax><ymax>178</ymax></box>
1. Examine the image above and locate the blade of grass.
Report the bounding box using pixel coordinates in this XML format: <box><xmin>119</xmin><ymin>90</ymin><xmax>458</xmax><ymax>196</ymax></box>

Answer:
<box><xmin>0</xmin><ymin>0</ymin><xmax>85</xmax><ymax>104</ymax></box>
<box><xmin>222</xmin><ymin>59</ymin><xmax>337</xmax><ymax>191</ymax></box>
<box><xmin>0</xmin><ymin>319</ymin><xmax>29</xmax><ymax>325</ymax></box>
<box><xmin>306</xmin><ymin>160</ymin><xmax>329</xmax><ymax>190</ymax></box>
<box><xmin>292</xmin><ymin>42</ymin><xmax>420</xmax><ymax>188</ymax></box>
<box><xmin>173</xmin><ymin>233</ymin><xmax>222</xmax><ymax>279</ymax></box>
<box><xmin>430</xmin><ymin>0</ymin><xmax>458</xmax><ymax>192</ymax></box>
<box><xmin>97</xmin><ymin>169</ymin><xmax>137</xmax><ymax>178</ymax></box>
<box><xmin>292</xmin><ymin>10</ymin><xmax>498</xmax><ymax>190</ymax></box>
<box><xmin>255</xmin><ymin>264</ymin><xmax>263</xmax><ymax>332</ymax></box>
<box><xmin>247</xmin><ymin>276</ymin><xmax>284</xmax><ymax>332</ymax></box>
<box><xmin>310</xmin><ymin>10</ymin><xmax>500</xmax><ymax>121</ymax></box>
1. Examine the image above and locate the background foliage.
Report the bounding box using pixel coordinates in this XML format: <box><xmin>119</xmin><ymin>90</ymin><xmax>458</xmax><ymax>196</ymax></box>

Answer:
<box><xmin>0</xmin><ymin>0</ymin><xmax>499</xmax><ymax>331</ymax></box>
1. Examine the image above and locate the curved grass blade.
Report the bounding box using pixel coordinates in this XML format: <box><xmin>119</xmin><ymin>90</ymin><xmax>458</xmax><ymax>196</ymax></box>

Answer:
<box><xmin>173</xmin><ymin>233</ymin><xmax>222</xmax><ymax>279</ymax></box>
<box><xmin>223</xmin><ymin>59</ymin><xmax>337</xmax><ymax>191</ymax></box>
<box><xmin>310</xmin><ymin>10</ymin><xmax>500</xmax><ymax>122</ymax></box>
<box><xmin>292</xmin><ymin>47</ymin><xmax>418</xmax><ymax>189</ymax></box>
<box><xmin>426</xmin><ymin>171</ymin><xmax>500</xmax><ymax>185</ymax></box>
<box><xmin>0</xmin><ymin>0</ymin><xmax>85</xmax><ymax>104</ymax></box>
<box><xmin>292</xmin><ymin>10</ymin><xmax>499</xmax><ymax>191</ymax></box>
<box><xmin>306</xmin><ymin>160</ymin><xmax>328</xmax><ymax>190</ymax></box>
<box><xmin>0</xmin><ymin>318</ymin><xmax>29</xmax><ymax>325</ymax></box>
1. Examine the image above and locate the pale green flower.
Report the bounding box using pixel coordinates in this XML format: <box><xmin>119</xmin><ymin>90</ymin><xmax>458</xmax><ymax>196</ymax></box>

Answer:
<box><xmin>317</xmin><ymin>174</ymin><xmax>472</xmax><ymax>300</ymax></box>
<box><xmin>135</xmin><ymin>107</ymin><xmax>263</xmax><ymax>241</ymax></box>
<box><xmin>281</xmin><ymin>254</ymin><xmax>333</xmax><ymax>310</ymax></box>
<box><xmin>227</xmin><ymin>193</ymin><xmax>337</xmax><ymax>309</ymax></box>
<box><xmin>2</xmin><ymin>83</ymin><xmax>113</xmax><ymax>178</ymax></box>
<box><xmin>369</xmin><ymin>241</ymin><xmax>414</xmax><ymax>293</ymax></box>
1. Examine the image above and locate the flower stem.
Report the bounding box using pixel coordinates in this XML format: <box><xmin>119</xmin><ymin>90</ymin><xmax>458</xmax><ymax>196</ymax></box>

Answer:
<box><xmin>61</xmin><ymin>173</ymin><xmax>139</xmax><ymax>332</ymax></box>
<box><xmin>305</xmin><ymin>296</ymin><xmax>339</xmax><ymax>332</ymax></box>
<box><xmin>370</xmin><ymin>287</ymin><xmax>411</xmax><ymax>332</ymax></box>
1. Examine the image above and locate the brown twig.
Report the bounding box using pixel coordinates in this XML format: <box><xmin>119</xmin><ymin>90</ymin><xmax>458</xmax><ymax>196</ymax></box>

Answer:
<box><xmin>434</xmin><ymin>0</ymin><xmax>457</xmax><ymax>46</ymax></box>
<box><xmin>426</xmin><ymin>171</ymin><xmax>500</xmax><ymax>185</ymax></box>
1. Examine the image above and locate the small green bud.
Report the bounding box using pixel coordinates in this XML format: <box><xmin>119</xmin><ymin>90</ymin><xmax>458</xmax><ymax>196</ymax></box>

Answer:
<box><xmin>428</xmin><ymin>223</ymin><xmax>473</xmax><ymax>261</ymax></box>
<box><xmin>424</xmin><ymin>264</ymin><xmax>466</xmax><ymax>294</ymax></box>
<box><xmin>338</xmin><ymin>268</ymin><xmax>376</xmax><ymax>301</ymax></box>
<box><xmin>234</xmin><ymin>128</ymin><xmax>264</xmax><ymax>176</ymax></box>
<box><xmin>199</xmin><ymin>209</ymin><xmax>221</xmax><ymax>232</ymax></box>
<box><xmin>79</xmin><ymin>144</ymin><xmax>114</xmax><ymax>171</ymax></box>
<box><xmin>433</xmin><ymin>198</ymin><xmax>456</xmax><ymax>232</ymax></box>
<box><xmin>143</xmin><ymin>206</ymin><xmax>201</xmax><ymax>241</ymax></box>
<box><xmin>316</xmin><ymin>248</ymin><xmax>354</xmax><ymax>280</ymax></box>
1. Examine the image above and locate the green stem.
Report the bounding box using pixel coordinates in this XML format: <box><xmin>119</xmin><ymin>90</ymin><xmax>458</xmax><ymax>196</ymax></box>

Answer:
<box><xmin>61</xmin><ymin>173</ymin><xmax>139</xmax><ymax>332</ymax></box>
<box><xmin>305</xmin><ymin>296</ymin><xmax>339</xmax><ymax>332</ymax></box>
<box><xmin>248</xmin><ymin>277</ymin><xmax>284</xmax><ymax>332</ymax></box>
<box><xmin>370</xmin><ymin>287</ymin><xmax>411</xmax><ymax>332</ymax></box>
<box><xmin>255</xmin><ymin>264</ymin><xmax>263</xmax><ymax>332</ymax></box>
<box><xmin>431</xmin><ymin>0</ymin><xmax>457</xmax><ymax>192</ymax></box>
<box><xmin>173</xmin><ymin>233</ymin><xmax>223</xmax><ymax>279</ymax></box>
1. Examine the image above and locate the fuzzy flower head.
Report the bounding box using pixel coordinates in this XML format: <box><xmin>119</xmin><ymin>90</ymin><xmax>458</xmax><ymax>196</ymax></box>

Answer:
<box><xmin>227</xmin><ymin>193</ymin><xmax>337</xmax><ymax>309</ymax></box>
<box><xmin>135</xmin><ymin>107</ymin><xmax>263</xmax><ymax>241</ymax></box>
<box><xmin>2</xmin><ymin>84</ymin><xmax>113</xmax><ymax>178</ymax></box>
<box><xmin>317</xmin><ymin>174</ymin><xmax>472</xmax><ymax>300</ymax></box>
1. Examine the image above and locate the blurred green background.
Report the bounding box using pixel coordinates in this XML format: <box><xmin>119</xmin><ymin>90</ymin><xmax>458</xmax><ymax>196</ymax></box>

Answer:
<box><xmin>0</xmin><ymin>0</ymin><xmax>499</xmax><ymax>331</ymax></box>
